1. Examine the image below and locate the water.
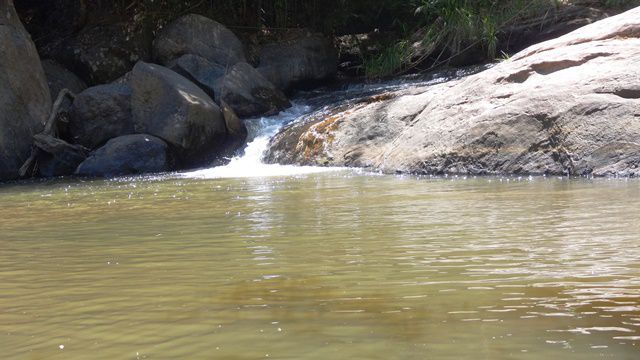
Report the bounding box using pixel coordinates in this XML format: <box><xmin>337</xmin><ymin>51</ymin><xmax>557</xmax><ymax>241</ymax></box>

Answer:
<box><xmin>182</xmin><ymin>70</ymin><xmax>477</xmax><ymax>180</ymax></box>
<box><xmin>1</xmin><ymin>175</ymin><xmax>639</xmax><ymax>359</ymax></box>
<box><xmin>1</xmin><ymin>76</ymin><xmax>639</xmax><ymax>359</ymax></box>
<box><xmin>183</xmin><ymin>104</ymin><xmax>343</xmax><ymax>179</ymax></box>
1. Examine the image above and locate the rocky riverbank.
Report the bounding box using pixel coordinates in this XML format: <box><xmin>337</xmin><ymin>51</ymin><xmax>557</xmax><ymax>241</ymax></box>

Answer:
<box><xmin>1</xmin><ymin>1</ymin><xmax>638</xmax><ymax>181</ymax></box>
<box><xmin>265</xmin><ymin>7</ymin><xmax>640</xmax><ymax>177</ymax></box>
<box><xmin>0</xmin><ymin>1</ymin><xmax>337</xmax><ymax>181</ymax></box>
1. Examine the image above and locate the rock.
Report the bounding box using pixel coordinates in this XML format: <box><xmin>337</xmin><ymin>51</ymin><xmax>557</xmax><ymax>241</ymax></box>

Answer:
<box><xmin>68</xmin><ymin>83</ymin><xmax>134</xmax><ymax>150</ymax></box>
<box><xmin>166</xmin><ymin>54</ymin><xmax>227</xmax><ymax>100</ymax></box>
<box><xmin>0</xmin><ymin>0</ymin><xmax>52</xmax><ymax>180</ymax></box>
<box><xmin>15</xmin><ymin>0</ymin><xmax>87</xmax><ymax>47</ymax></box>
<box><xmin>167</xmin><ymin>56</ymin><xmax>288</xmax><ymax>118</ymax></box>
<box><xmin>215</xmin><ymin>62</ymin><xmax>290</xmax><ymax>118</ymax></box>
<box><xmin>54</xmin><ymin>22</ymin><xmax>150</xmax><ymax>85</ymax></box>
<box><xmin>257</xmin><ymin>33</ymin><xmax>337</xmax><ymax>92</ymax></box>
<box><xmin>500</xmin><ymin>4</ymin><xmax>607</xmax><ymax>54</ymax></box>
<box><xmin>75</xmin><ymin>134</ymin><xmax>171</xmax><ymax>178</ymax></box>
<box><xmin>265</xmin><ymin>7</ymin><xmax>640</xmax><ymax>177</ymax></box>
<box><xmin>34</xmin><ymin>134</ymin><xmax>88</xmax><ymax>177</ymax></box>
<box><xmin>41</xmin><ymin>60</ymin><xmax>87</xmax><ymax>98</ymax></box>
<box><xmin>220</xmin><ymin>101</ymin><xmax>247</xmax><ymax>140</ymax></box>
<box><xmin>220</xmin><ymin>100</ymin><xmax>247</xmax><ymax>151</ymax></box>
<box><xmin>130</xmin><ymin>62</ymin><xmax>227</xmax><ymax>166</ymax></box>
<box><xmin>153</xmin><ymin>14</ymin><xmax>245</xmax><ymax>67</ymax></box>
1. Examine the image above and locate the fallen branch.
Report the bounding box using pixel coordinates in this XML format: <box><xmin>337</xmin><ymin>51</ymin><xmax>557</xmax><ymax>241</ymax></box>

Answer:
<box><xmin>19</xmin><ymin>88</ymin><xmax>76</xmax><ymax>178</ymax></box>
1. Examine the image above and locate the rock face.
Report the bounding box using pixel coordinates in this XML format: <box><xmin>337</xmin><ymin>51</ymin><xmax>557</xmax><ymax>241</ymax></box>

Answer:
<box><xmin>41</xmin><ymin>60</ymin><xmax>87</xmax><ymax>99</ymax></box>
<box><xmin>215</xmin><ymin>62</ymin><xmax>290</xmax><ymax>118</ymax></box>
<box><xmin>257</xmin><ymin>33</ymin><xmax>337</xmax><ymax>92</ymax></box>
<box><xmin>75</xmin><ymin>134</ymin><xmax>170</xmax><ymax>177</ymax></box>
<box><xmin>0</xmin><ymin>0</ymin><xmax>52</xmax><ymax>180</ymax></box>
<box><xmin>265</xmin><ymin>7</ymin><xmax>640</xmax><ymax>177</ymax></box>
<box><xmin>153</xmin><ymin>14</ymin><xmax>245</xmax><ymax>67</ymax></box>
<box><xmin>69</xmin><ymin>83</ymin><xmax>134</xmax><ymax>149</ymax></box>
<box><xmin>130</xmin><ymin>62</ymin><xmax>227</xmax><ymax>166</ymax></box>
<box><xmin>54</xmin><ymin>22</ymin><xmax>149</xmax><ymax>85</ymax></box>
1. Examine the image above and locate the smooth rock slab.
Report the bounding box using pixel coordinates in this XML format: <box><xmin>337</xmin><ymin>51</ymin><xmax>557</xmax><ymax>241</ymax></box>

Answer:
<box><xmin>75</xmin><ymin>134</ymin><xmax>171</xmax><ymax>177</ymax></box>
<box><xmin>265</xmin><ymin>7</ymin><xmax>640</xmax><ymax>177</ymax></box>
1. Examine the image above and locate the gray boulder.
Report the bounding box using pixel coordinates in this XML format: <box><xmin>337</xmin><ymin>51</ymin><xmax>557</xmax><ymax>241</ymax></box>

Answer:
<box><xmin>257</xmin><ymin>33</ymin><xmax>337</xmax><ymax>92</ymax></box>
<box><xmin>167</xmin><ymin>55</ymin><xmax>288</xmax><ymax>118</ymax></box>
<box><xmin>69</xmin><ymin>83</ymin><xmax>134</xmax><ymax>149</ymax></box>
<box><xmin>54</xmin><ymin>22</ymin><xmax>149</xmax><ymax>85</ymax></box>
<box><xmin>75</xmin><ymin>134</ymin><xmax>171</xmax><ymax>177</ymax></box>
<box><xmin>153</xmin><ymin>14</ymin><xmax>245</xmax><ymax>67</ymax></box>
<box><xmin>42</xmin><ymin>60</ymin><xmax>87</xmax><ymax>99</ymax></box>
<box><xmin>265</xmin><ymin>7</ymin><xmax>640</xmax><ymax>177</ymax></box>
<box><xmin>130</xmin><ymin>62</ymin><xmax>227</xmax><ymax>166</ymax></box>
<box><xmin>167</xmin><ymin>54</ymin><xmax>227</xmax><ymax>99</ymax></box>
<box><xmin>215</xmin><ymin>62</ymin><xmax>290</xmax><ymax>118</ymax></box>
<box><xmin>0</xmin><ymin>0</ymin><xmax>52</xmax><ymax>180</ymax></box>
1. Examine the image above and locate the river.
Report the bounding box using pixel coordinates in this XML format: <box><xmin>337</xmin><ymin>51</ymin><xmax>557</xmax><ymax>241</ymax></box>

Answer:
<box><xmin>0</xmin><ymin>76</ymin><xmax>639</xmax><ymax>359</ymax></box>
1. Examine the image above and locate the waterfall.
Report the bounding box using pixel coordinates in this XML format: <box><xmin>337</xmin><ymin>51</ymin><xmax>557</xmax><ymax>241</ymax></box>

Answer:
<box><xmin>181</xmin><ymin>68</ymin><xmax>481</xmax><ymax>179</ymax></box>
<box><xmin>182</xmin><ymin>103</ymin><xmax>343</xmax><ymax>179</ymax></box>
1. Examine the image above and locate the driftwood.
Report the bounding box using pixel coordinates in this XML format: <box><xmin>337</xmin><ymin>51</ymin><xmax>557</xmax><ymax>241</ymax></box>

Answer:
<box><xmin>19</xmin><ymin>88</ymin><xmax>76</xmax><ymax>178</ymax></box>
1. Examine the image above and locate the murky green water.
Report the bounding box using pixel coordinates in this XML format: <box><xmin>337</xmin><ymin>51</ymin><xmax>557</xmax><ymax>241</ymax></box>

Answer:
<box><xmin>1</xmin><ymin>173</ymin><xmax>639</xmax><ymax>359</ymax></box>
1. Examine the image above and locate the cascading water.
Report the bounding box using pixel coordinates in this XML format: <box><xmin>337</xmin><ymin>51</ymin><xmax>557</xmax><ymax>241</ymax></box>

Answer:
<box><xmin>182</xmin><ymin>66</ymin><xmax>489</xmax><ymax>179</ymax></box>
<box><xmin>182</xmin><ymin>103</ymin><xmax>343</xmax><ymax>179</ymax></box>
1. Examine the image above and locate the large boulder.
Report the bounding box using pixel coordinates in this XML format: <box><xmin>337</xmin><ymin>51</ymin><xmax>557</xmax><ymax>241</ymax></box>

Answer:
<box><xmin>75</xmin><ymin>134</ymin><xmax>171</xmax><ymax>177</ymax></box>
<box><xmin>0</xmin><ymin>0</ymin><xmax>52</xmax><ymax>180</ymax></box>
<box><xmin>41</xmin><ymin>60</ymin><xmax>87</xmax><ymax>99</ymax></box>
<box><xmin>130</xmin><ymin>62</ymin><xmax>227</xmax><ymax>166</ymax></box>
<box><xmin>214</xmin><ymin>62</ymin><xmax>290</xmax><ymax>118</ymax></box>
<box><xmin>257</xmin><ymin>33</ymin><xmax>337</xmax><ymax>92</ymax></box>
<box><xmin>153</xmin><ymin>14</ymin><xmax>245</xmax><ymax>67</ymax></box>
<box><xmin>167</xmin><ymin>54</ymin><xmax>226</xmax><ymax>100</ymax></box>
<box><xmin>265</xmin><ymin>7</ymin><xmax>640</xmax><ymax>177</ymax></box>
<box><xmin>168</xmin><ymin>55</ymin><xmax>288</xmax><ymax>118</ymax></box>
<box><xmin>68</xmin><ymin>83</ymin><xmax>134</xmax><ymax>150</ymax></box>
<box><xmin>53</xmin><ymin>22</ymin><xmax>150</xmax><ymax>85</ymax></box>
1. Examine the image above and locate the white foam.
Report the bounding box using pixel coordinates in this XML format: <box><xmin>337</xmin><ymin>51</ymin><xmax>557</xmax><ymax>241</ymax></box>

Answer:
<box><xmin>181</xmin><ymin>104</ymin><xmax>344</xmax><ymax>180</ymax></box>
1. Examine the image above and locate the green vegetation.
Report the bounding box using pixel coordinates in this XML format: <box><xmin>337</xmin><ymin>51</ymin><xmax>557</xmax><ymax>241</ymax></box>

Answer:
<box><xmin>18</xmin><ymin>0</ymin><xmax>640</xmax><ymax>79</ymax></box>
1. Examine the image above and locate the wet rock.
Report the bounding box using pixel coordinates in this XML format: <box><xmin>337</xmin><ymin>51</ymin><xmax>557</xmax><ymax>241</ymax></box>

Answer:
<box><xmin>41</xmin><ymin>60</ymin><xmax>87</xmax><ymax>99</ymax></box>
<box><xmin>215</xmin><ymin>62</ymin><xmax>290</xmax><ymax>118</ymax></box>
<box><xmin>68</xmin><ymin>83</ymin><xmax>134</xmax><ymax>150</ymax></box>
<box><xmin>0</xmin><ymin>0</ymin><xmax>52</xmax><ymax>180</ymax></box>
<box><xmin>265</xmin><ymin>7</ymin><xmax>640</xmax><ymax>177</ymax></box>
<box><xmin>53</xmin><ymin>22</ymin><xmax>150</xmax><ymax>85</ymax></box>
<box><xmin>220</xmin><ymin>100</ymin><xmax>247</xmax><ymax>151</ymax></box>
<box><xmin>35</xmin><ymin>134</ymin><xmax>88</xmax><ymax>178</ymax></box>
<box><xmin>130</xmin><ymin>62</ymin><xmax>227</xmax><ymax>167</ymax></box>
<box><xmin>75</xmin><ymin>134</ymin><xmax>170</xmax><ymax>177</ymax></box>
<box><xmin>257</xmin><ymin>33</ymin><xmax>337</xmax><ymax>92</ymax></box>
<box><xmin>153</xmin><ymin>14</ymin><xmax>245</xmax><ymax>67</ymax></box>
<box><xmin>220</xmin><ymin>101</ymin><xmax>247</xmax><ymax>139</ymax></box>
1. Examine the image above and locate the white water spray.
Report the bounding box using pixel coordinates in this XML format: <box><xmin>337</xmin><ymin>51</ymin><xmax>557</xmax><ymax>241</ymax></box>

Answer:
<box><xmin>182</xmin><ymin>104</ymin><xmax>343</xmax><ymax>179</ymax></box>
